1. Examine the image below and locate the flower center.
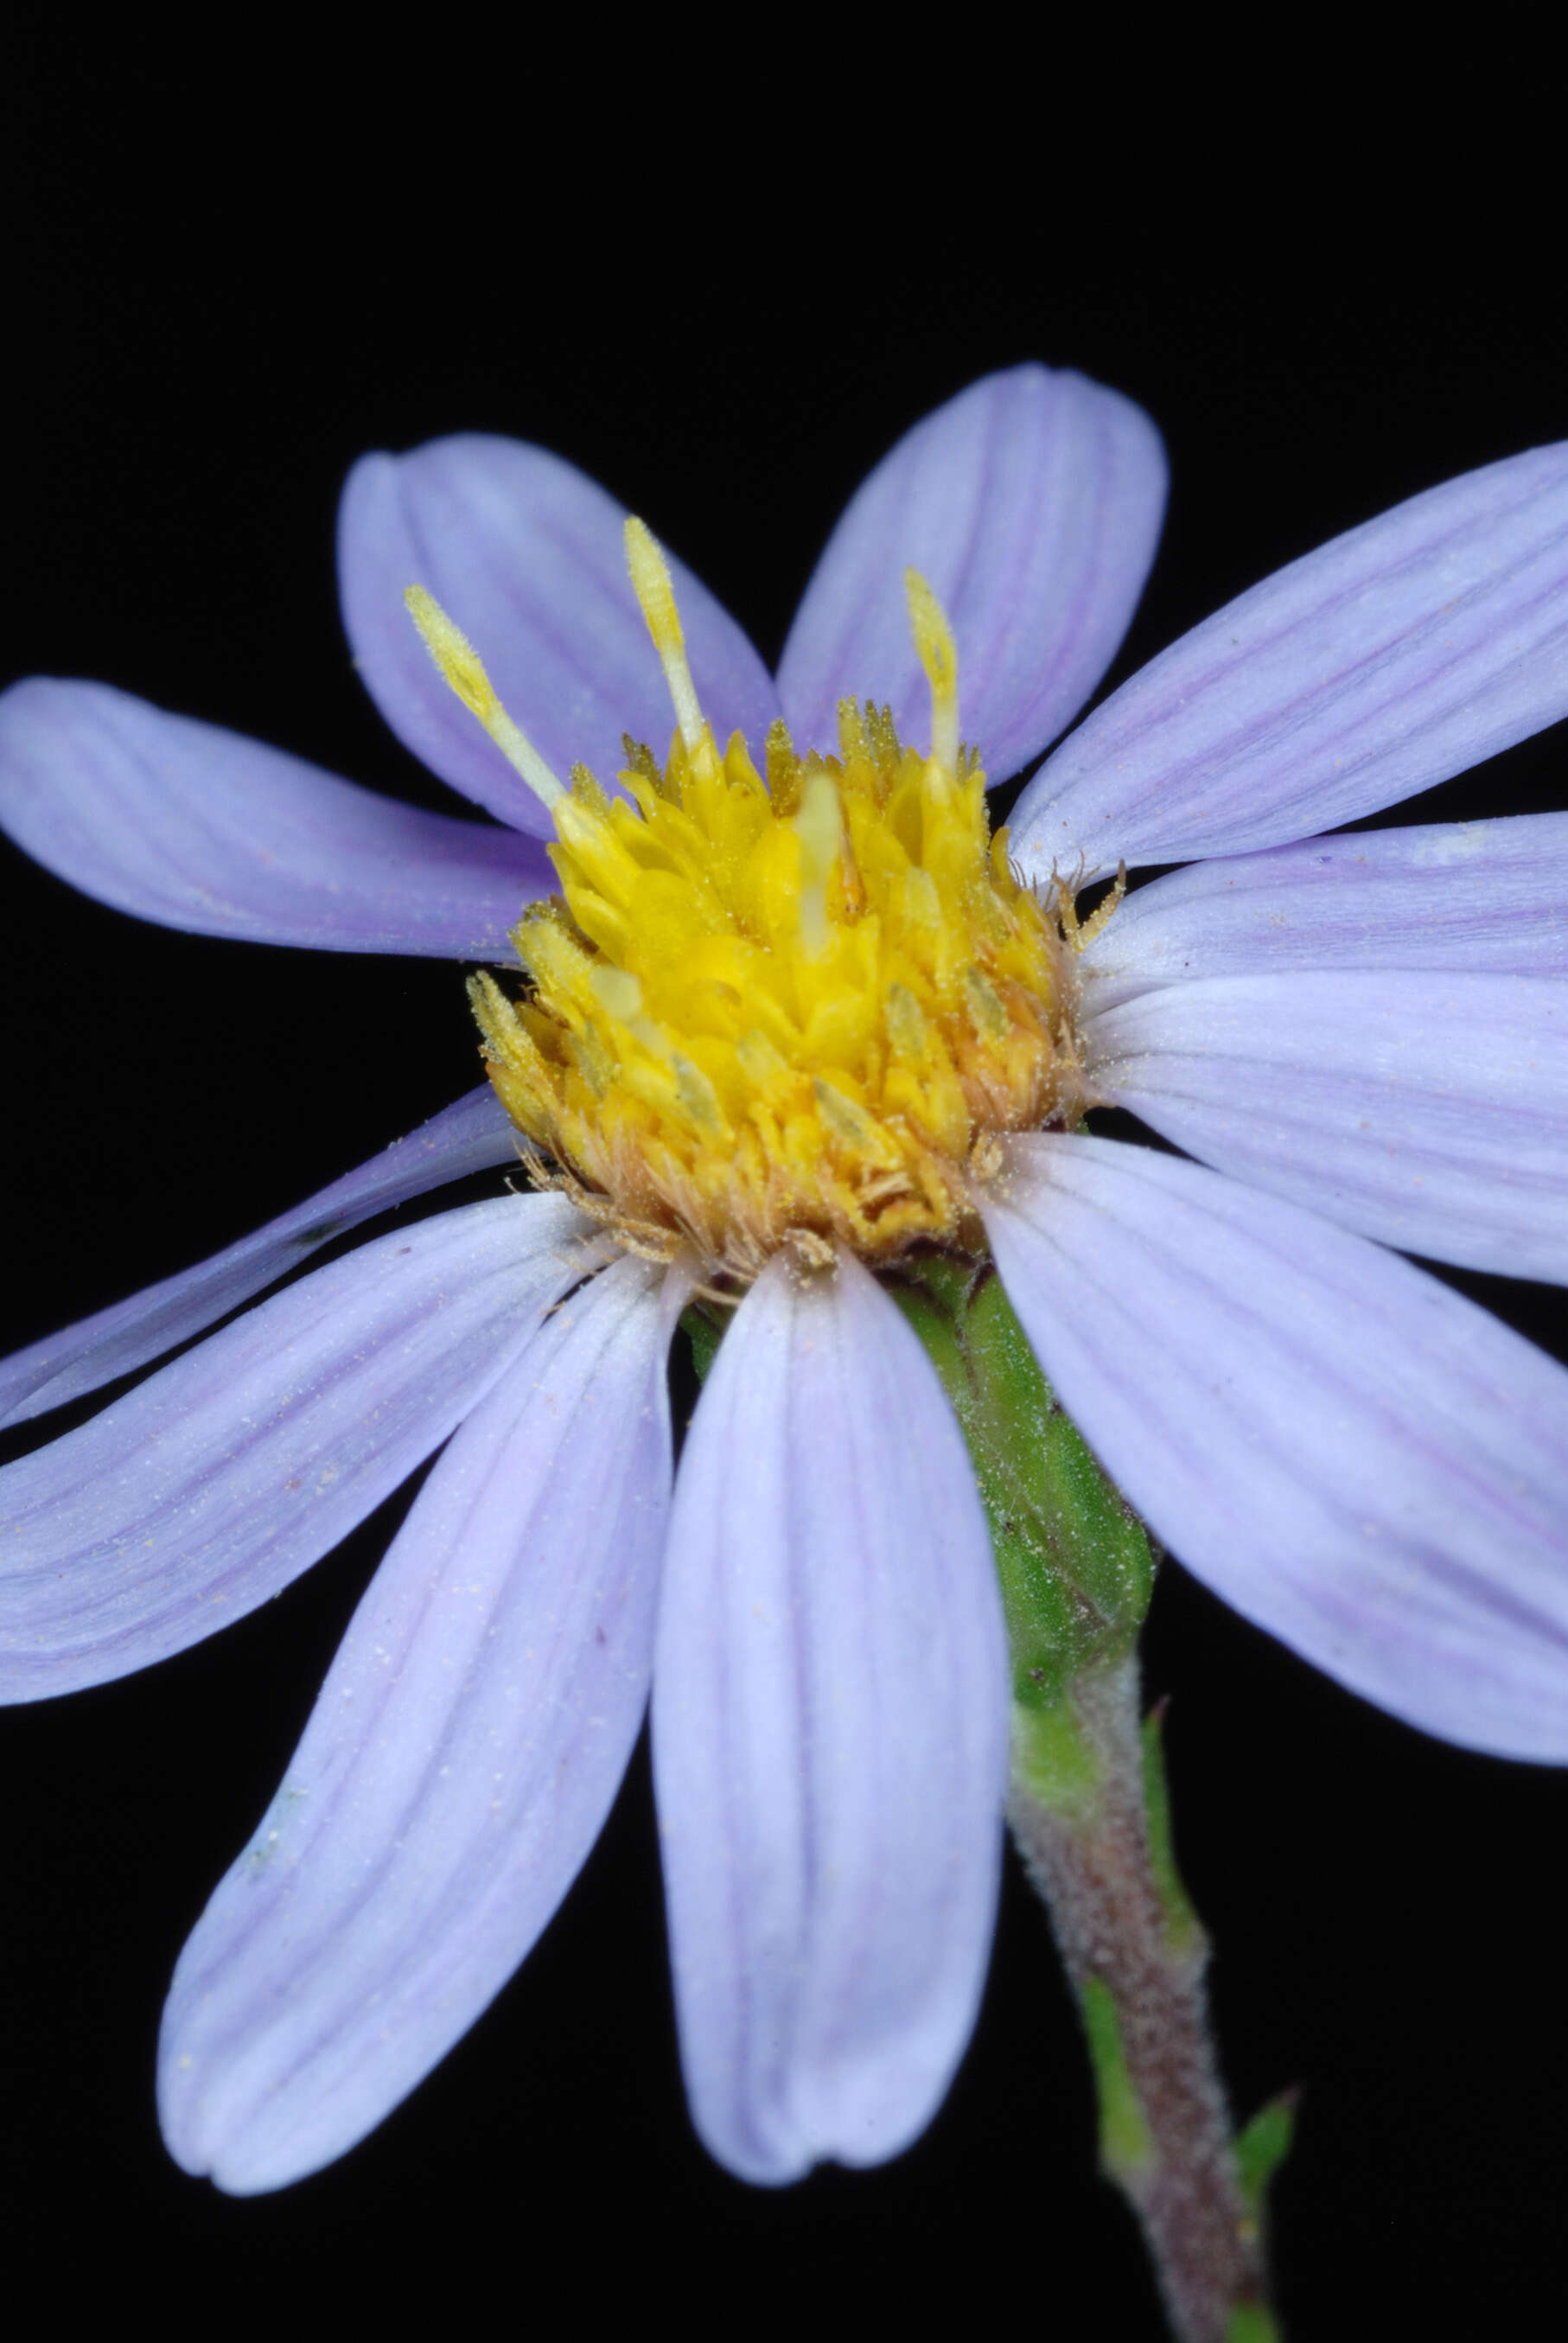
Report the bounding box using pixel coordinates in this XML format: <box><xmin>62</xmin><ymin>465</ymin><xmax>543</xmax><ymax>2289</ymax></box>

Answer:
<box><xmin>408</xmin><ymin>525</ymin><xmax>1102</xmax><ymax>1277</ymax></box>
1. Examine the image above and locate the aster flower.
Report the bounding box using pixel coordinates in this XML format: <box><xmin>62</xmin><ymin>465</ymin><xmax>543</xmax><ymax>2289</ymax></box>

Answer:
<box><xmin>2</xmin><ymin>364</ymin><xmax>1566</xmax><ymax>2212</ymax></box>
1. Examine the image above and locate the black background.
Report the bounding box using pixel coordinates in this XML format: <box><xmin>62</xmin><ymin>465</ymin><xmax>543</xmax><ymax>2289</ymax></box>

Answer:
<box><xmin>3</xmin><ymin>35</ymin><xmax>1566</xmax><ymax>2335</ymax></box>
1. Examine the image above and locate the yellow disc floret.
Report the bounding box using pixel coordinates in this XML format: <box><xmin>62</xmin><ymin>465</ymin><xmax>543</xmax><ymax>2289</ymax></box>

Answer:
<box><xmin>414</xmin><ymin>528</ymin><xmax>1096</xmax><ymax>1278</ymax></box>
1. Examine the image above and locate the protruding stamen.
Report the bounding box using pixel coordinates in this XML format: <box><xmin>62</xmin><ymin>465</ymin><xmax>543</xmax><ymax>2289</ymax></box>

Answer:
<box><xmin>1057</xmin><ymin>861</ymin><xmax>1129</xmax><ymax>954</ymax></box>
<box><xmin>625</xmin><ymin>517</ymin><xmax>705</xmax><ymax>752</ymax></box>
<box><xmin>794</xmin><ymin>766</ymin><xmax>841</xmax><ymax>959</ymax></box>
<box><xmin>904</xmin><ymin>568</ymin><xmax>959</xmax><ymax>776</ymax></box>
<box><xmin>404</xmin><ymin>584</ymin><xmax>564</xmax><ymax>808</ymax></box>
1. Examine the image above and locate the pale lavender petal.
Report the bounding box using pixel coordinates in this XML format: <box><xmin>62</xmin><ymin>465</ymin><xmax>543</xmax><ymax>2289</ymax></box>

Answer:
<box><xmin>1013</xmin><ymin>441</ymin><xmax>1568</xmax><ymax>879</ymax></box>
<box><xmin>776</xmin><ymin>365</ymin><xmax>1166</xmax><ymax>780</ymax></box>
<box><xmin>0</xmin><ymin>1089</ymin><xmax>519</xmax><ymax>1431</ymax></box>
<box><xmin>0</xmin><ymin>1196</ymin><xmax>596</xmax><ymax>1701</ymax></box>
<box><xmin>339</xmin><ymin>436</ymin><xmax>780</xmax><ymax>836</ymax></box>
<box><xmin>1087</xmin><ymin>970</ymin><xmax>1568</xmax><ymax>1282</ymax></box>
<box><xmin>159</xmin><ymin>1252</ymin><xmax>681</xmax><ymax>2194</ymax></box>
<box><xmin>0</xmin><ymin>680</ymin><xmax>549</xmax><ymax>952</ymax></box>
<box><xmin>981</xmin><ymin>1136</ymin><xmax>1568</xmax><ymax>1759</ymax></box>
<box><xmin>653</xmin><ymin>1248</ymin><xmax>1008</xmax><ymax>2183</ymax></box>
<box><xmin>1083</xmin><ymin>814</ymin><xmax>1568</xmax><ymax>1012</ymax></box>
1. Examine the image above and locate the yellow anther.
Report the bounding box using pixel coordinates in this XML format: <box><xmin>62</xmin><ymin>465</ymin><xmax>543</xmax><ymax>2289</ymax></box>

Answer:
<box><xmin>885</xmin><ymin>982</ymin><xmax>927</xmax><ymax>1060</ymax></box>
<box><xmin>568</xmin><ymin>762</ymin><xmax>610</xmax><ymax>814</ymax></box>
<box><xmin>904</xmin><ymin>568</ymin><xmax>960</xmax><ymax>776</ymax></box>
<box><xmin>625</xmin><ymin>517</ymin><xmax>706</xmax><ymax>752</ymax></box>
<box><xmin>590</xmin><ymin>964</ymin><xmax>644</xmax><ymax>1024</ymax></box>
<box><xmin>736</xmin><ymin>1028</ymin><xmax>790</xmax><ymax>1089</ymax></box>
<box><xmin>794</xmin><ymin>767</ymin><xmax>842</xmax><ymax>960</ymax></box>
<box><xmin>673</xmin><ymin>1055</ymin><xmax>727</xmax><ymax>1135</ymax></box>
<box><xmin>404</xmin><ymin>585</ymin><xmax>564</xmax><ymax>809</ymax></box>
<box><xmin>813</xmin><ymin>1078</ymin><xmax>884</xmax><ymax>1154</ymax></box>
<box><xmin>964</xmin><ymin>966</ymin><xmax>1010</xmax><ymax>1044</ymax></box>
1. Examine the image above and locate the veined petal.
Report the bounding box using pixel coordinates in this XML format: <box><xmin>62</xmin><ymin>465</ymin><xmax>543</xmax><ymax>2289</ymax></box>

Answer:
<box><xmin>0</xmin><ymin>680</ymin><xmax>549</xmax><ymax>953</ymax></box>
<box><xmin>1087</xmin><ymin>970</ymin><xmax>1568</xmax><ymax>1283</ymax></box>
<box><xmin>338</xmin><ymin>436</ymin><xmax>780</xmax><ymax>835</ymax></box>
<box><xmin>777</xmin><ymin>365</ymin><xmax>1167</xmax><ymax>782</ymax></box>
<box><xmin>159</xmin><ymin>1251</ymin><xmax>681</xmax><ymax>2195</ymax></box>
<box><xmin>0</xmin><ymin>1088</ymin><xmax>519</xmax><ymax>1431</ymax></box>
<box><xmin>981</xmin><ymin>1136</ymin><xmax>1568</xmax><ymax>1759</ymax></box>
<box><xmin>653</xmin><ymin>1248</ymin><xmax>1008</xmax><ymax>2184</ymax></box>
<box><xmin>1013</xmin><ymin>441</ymin><xmax>1568</xmax><ymax>878</ymax></box>
<box><xmin>1083</xmin><ymin>814</ymin><xmax>1568</xmax><ymax>1011</ymax></box>
<box><xmin>0</xmin><ymin>1195</ymin><xmax>596</xmax><ymax>1701</ymax></box>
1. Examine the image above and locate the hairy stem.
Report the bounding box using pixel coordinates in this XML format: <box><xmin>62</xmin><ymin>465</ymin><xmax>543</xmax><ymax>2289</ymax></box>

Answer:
<box><xmin>1010</xmin><ymin>1658</ymin><xmax>1279</xmax><ymax>2343</ymax></box>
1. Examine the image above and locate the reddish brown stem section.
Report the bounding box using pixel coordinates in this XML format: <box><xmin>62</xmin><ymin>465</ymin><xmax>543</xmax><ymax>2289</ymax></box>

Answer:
<box><xmin>1009</xmin><ymin>1661</ymin><xmax>1273</xmax><ymax>2343</ymax></box>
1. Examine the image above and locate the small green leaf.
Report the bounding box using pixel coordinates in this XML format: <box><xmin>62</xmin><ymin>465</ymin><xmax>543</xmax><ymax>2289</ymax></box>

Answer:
<box><xmin>1234</xmin><ymin>2088</ymin><xmax>1299</xmax><ymax>2216</ymax></box>
<box><xmin>1080</xmin><ymin>1974</ymin><xmax>1156</xmax><ymax>2181</ymax></box>
<box><xmin>1140</xmin><ymin>1701</ymin><xmax>1204</xmax><ymax>1957</ymax></box>
<box><xmin>1225</xmin><ymin>2307</ymin><xmax>1284</xmax><ymax>2343</ymax></box>
<box><xmin>681</xmin><ymin>1302</ymin><xmax>723</xmax><ymax>1384</ymax></box>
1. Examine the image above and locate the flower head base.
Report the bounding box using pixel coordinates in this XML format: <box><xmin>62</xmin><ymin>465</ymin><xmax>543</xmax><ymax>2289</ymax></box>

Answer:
<box><xmin>436</xmin><ymin>527</ymin><xmax>1091</xmax><ymax>1276</ymax></box>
